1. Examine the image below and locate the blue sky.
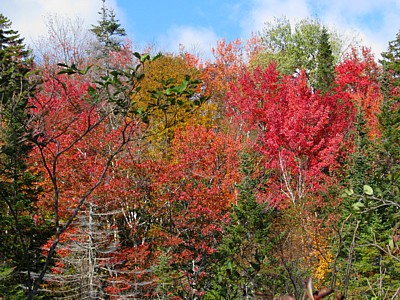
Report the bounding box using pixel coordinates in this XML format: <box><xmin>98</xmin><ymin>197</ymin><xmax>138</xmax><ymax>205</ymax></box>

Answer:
<box><xmin>3</xmin><ymin>0</ymin><xmax>400</xmax><ymax>59</ymax></box>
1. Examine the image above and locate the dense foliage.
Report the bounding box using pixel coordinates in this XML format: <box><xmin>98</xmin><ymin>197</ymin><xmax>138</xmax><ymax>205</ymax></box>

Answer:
<box><xmin>0</xmin><ymin>5</ymin><xmax>399</xmax><ymax>300</ymax></box>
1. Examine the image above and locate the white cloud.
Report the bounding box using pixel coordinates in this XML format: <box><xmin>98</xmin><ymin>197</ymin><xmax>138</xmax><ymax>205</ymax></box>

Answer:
<box><xmin>1</xmin><ymin>0</ymin><xmax>121</xmax><ymax>44</ymax></box>
<box><xmin>3</xmin><ymin>0</ymin><xmax>400</xmax><ymax>61</ymax></box>
<box><xmin>307</xmin><ymin>0</ymin><xmax>400</xmax><ymax>57</ymax></box>
<box><xmin>235</xmin><ymin>0</ymin><xmax>400</xmax><ymax>58</ymax></box>
<box><xmin>158</xmin><ymin>25</ymin><xmax>220</xmax><ymax>59</ymax></box>
<box><xmin>240</xmin><ymin>0</ymin><xmax>311</xmax><ymax>36</ymax></box>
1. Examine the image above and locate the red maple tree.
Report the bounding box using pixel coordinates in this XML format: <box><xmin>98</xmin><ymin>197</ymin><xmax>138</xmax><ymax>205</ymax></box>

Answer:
<box><xmin>226</xmin><ymin>63</ymin><xmax>355</xmax><ymax>207</ymax></box>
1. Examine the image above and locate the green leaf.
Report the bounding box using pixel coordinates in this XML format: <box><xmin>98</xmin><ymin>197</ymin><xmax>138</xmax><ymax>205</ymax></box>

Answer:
<box><xmin>82</xmin><ymin>65</ymin><xmax>92</xmax><ymax>75</ymax></box>
<box><xmin>136</xmin><ymin>73</ymin><xmax>145</xmax><ymax>80</ymax></box>
<box><xmin>140</xmin><ymin>53</ymin><xmax>150</xmax><ymax>63</ymax></box>
<box><xmin>87</xmin><ymin>86</ymin><xmax>97</xmax><ymax>97</ymax></box>
<box><xmin>110</xmin><ymin>70</ymin><xmax>120</xmax><ymax>77</ymax></box>
<box><xmin>57</xmin><ymin>63</ymin><xmax>69</xmax><ymax>68</ymax></box>
<box><xmin>167</xmin><ymin>97</ymin><xmax>176</xmax><ymax>105</ymax></box>
<box><xmin>352</xmin><ymin>201</ymin><xmax>365</xmax><ymax>211</ymax></box>
<box><xmin>341</xmin><ymin>188</ymin><xmax>354</xmax><ymax>197</ymax></box>
<box><xmin>176</xmin><ymin>79</ymin><xmax>189</xmax><ymax>93</ymax></box>
<box><xmin>363</xmin><ymin>185</ymin><xmax>374</xmax><ymax>195</ymax></box>
<box><xmin>151</xmin><ymin>52</ymin><xmax>162</xmax><ymax>61</ymax></box>
<box><xmin>165</xmin><ymin>78</ymin><xmax>177</xmax><ymax>85</ymax></box>
<box><xmin>165</xmin><ymin>87</ymin><xmax>173</xmax><ymax>95</ymax></box>
<box><xmin>133</xmin><ymin>52</ymin><xmax>142</xmax><ymax>60</ymax></box>
<box><xmin>389</xmin><ymin>238</ymin><xmax>394</xmax><ymax>250</ymax></box>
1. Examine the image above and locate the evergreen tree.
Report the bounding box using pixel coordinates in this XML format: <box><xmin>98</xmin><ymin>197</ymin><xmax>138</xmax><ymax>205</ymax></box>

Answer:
<box><xmin>90</xmin><ymin>0</ymin><xmax>127</xmax><ymax>54</ymax></box>
<box><xmin>332</xmin><ymin>32</ymin><xmax>400</xmax><ymax>298</ymax></box>
<box><xmin>205</xmin><ymin>152</ymin><xmax>281</xmax><ymax>299</ymax></box>
<box><xmin>332</xmin><ymin>113</ymin><xmax>379</xmax><ymax>298</ymax></box>
<box><xmin>0</xmin><ymin>13</ymin><xmax>51</xmax><ymax>298</ymax></box>
<box><xmin>315</xmin><ymin>27</ymin><xmax>335</xmax><ymax>93</ymax></box>
<box><xmin>255</xmin><ymin>17</ymin><xmax>343</xmax><ymax>89</ymax></box>
<box><xmin>376</xmin><ymin>31</ymin><xmax>400</xmax><ymax>257</ymax></box>
<box><xmin>379</xmin><ymin>30</ymin><xmax>400</xmax><ymax>186</ymax></box>
<box><xmin>44</xmin><ymin>202</ymin><xmax>124</xmax><ymax>299</ymax></box>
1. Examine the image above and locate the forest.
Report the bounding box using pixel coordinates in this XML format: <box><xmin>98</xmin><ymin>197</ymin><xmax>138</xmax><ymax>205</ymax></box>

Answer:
<box><xmin>0</xmin><ymin>2</ymin><xmax>399</xmax><ymax>300</ymax></box>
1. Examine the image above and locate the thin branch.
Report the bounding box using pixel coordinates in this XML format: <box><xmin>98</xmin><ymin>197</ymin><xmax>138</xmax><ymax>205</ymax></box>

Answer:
<box><xmin>344</xmin><ymin>220</ymin><xmax>359</xmax><ymax>298</ymax></box>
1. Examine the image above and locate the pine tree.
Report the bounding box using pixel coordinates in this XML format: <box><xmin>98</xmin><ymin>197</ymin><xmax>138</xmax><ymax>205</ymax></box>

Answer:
<box><xmin>0</xmin><ymin>13</ymin><xmax>51</xmax><ymax>298</ymax></box>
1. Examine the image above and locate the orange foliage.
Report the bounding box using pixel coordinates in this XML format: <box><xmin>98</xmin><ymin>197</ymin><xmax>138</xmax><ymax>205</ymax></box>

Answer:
<box><xmin>201</xmin><ymin>37</ymin><xmax>262</xmax><ymax>122</ymax></box>
<box><xmin>335</xmin><ymin>47</ymin><xmax>383</xmax><ymax>138</ymax></box>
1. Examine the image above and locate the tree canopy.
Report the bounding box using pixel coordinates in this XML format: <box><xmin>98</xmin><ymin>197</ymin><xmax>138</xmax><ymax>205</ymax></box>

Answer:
<box><xmin>0</xmin><ymin>9</ymin><xmax>398</xmax><ymax>299</ymax></box>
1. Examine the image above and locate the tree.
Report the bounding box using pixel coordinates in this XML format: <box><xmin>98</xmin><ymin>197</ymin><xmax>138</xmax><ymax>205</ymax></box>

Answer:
<box><xmin>91</xmin><ymin>0</ymin><xmax>126</xmax><ymax>55</ymax></box>
<box><xmin>28</xmin><ymin>47</ymin><xmax>207</xmax><ymax>298</ymax></box>
<box><xmin>205</xmin><ymin>151</ymin><xmax>280</xmax><ymax>299</ymax></box>
<box><xmin>226</xmin><ymin>63</ymin><xmax>354</xmax><ymax>207</ymax></box>
<box><xmin>34</xmin><ymin>14</ymin><xmax>95</xmax><ymax>68</ymax></box>
<box><xmin>379</xmin><ymin>31</ymin><xmax>400</xmax><ymax>179</ymax></box>
<box><xmin>123</xmin><ymin>124</ymin><xmax>241</xmax><ymax>298</ymax></box>
<box><xmin>226</xmin><ymin>63</ymin><xmax>356</xmax><ymax>297</ymax></box>
<box><xmin>330</xmin><ymin>36</ymin><xmax>399</xmax><ymax>299</ymax></box>
<box><xmin>25</xmin><ymin>47</ymin><xmax>199</xmax><ymax>298</ymax></box>
<box><xmin>0</xmin><ymin>13</ymin><xmax>52</xmax><ymax>298</ymax></box>
<box><xmin>253</xmin><ymin>17</ymin><xmax>348</xmax><ymax>90</ymax></box>
<box><xmin>335</xmin><ymin>47</ymin><xmax>382</xmax><ymax>138</ymax></box>
<box><xmin>133</xmin><ymin>54</ymin><xmax>205</xmax><ymax>153</ymax></box>
<box><xmin>43</xmin><ymin>202</ymin><xmax>124</xmax><ymax>299</ymax></box>
<box><xmin>201</xmin><ymin>37</ymin><xmax>261</xmax><ymax>125</ymax></box>
<box><xmin>314</xmin><ymin>27</ymin><xmax>335</xmax><ymax>93</ymax></box>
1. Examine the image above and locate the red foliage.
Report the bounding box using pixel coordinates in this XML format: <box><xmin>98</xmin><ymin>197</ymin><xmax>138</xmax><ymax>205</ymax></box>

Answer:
<box><xmin>30</xmin><ymin>70</ymin><xmax>140</xmax><ymax>219</ymax></box>
<box><xmin>201</xmin><ymin>38</ymin><xmax>261</xmax><ymax>107</ymax></box>
<box><xmin>335</xmin><ymin>47</ymin><xmax>383</xmax><ymax>137</ymax></box>
<box><xmin>226</xmin><ymin>63</ymin><xmax>355</xmax><ymax>207</ymax></box>
<box><xmin>158</xmin><ymin>124</ymin><xmax>241</xmax><ymax>294</ymax></box>
<box><xmin>86</xmin><ymin>124</ymin><xmax>242</xmax><ymax>296</ymax></box>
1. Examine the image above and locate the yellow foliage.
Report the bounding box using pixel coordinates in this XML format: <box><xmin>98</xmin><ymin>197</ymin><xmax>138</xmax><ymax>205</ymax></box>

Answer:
<box><xmin>307</xmin><ymin>234</ymin><xmax>334</xmax><ymax>288</ymax></box>
<box><xmin>132</xmin><ymin>54</ymin><xmax>215</xmax><ymax>155</ymax></box>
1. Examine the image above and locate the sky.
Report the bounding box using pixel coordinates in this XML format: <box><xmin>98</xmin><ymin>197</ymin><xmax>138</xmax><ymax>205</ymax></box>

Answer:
<box><xmin>2</xmin><ymin>0</ymin><xmax>400</xmax><ymax>60</ymax></box>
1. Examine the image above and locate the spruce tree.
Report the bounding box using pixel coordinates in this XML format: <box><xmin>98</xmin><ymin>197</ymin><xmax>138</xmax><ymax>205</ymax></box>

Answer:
<box><xmin>0</xmin><ymin>13</ymin><xmax>50</xmax><ymax>298</ymax></box>
<box><xmin>90</xmin><ymin>0</ymin><xmax>126</xmax><ymax>54</ymax></box>
<box><xmin>376</xmin><ymin>32</ymin><xmax>400</xmax><ymax>253</ymax></box>
<box><xmin>379</xmin><ymin>30</ymin><xmax>400</xmax><ymax>184</ymax></box>
<box><xmin>206</xmin><ymin>152</ymin><xmax>280</xmax><ymax>299</ymax></box>
<box><xmin>315</xmin><ymin>26</ymin><xmax>335</xmax><ymax>93</ymax></box>
<box><xmin>333</xmin><ymin>32</ymin><xmax>400</xmax><ymax>298</ymax></box>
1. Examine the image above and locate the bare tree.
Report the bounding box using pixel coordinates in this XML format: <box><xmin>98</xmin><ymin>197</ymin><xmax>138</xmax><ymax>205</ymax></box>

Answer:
<box><xmin>33</xmin><ymin>14</ymin><xmax>96</xmax><ymax>68</ymax></box>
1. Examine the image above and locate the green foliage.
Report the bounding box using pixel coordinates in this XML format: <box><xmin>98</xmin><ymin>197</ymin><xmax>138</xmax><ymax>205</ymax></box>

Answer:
<box><xmin>0</xmin><ymin>265</ymin><xmax>26</xmax><ymax>298</ymax></box>
<box><xmin>0</xmin><ymin>13</ymin><xmax>51</xmax><ymax>298</ymax></box>
<box><xmin>152</xmin><ymin>252</ymin><xmax>185</xmax><ymax>299</ymax></box>
<box><xmin>376</xmin><ymin>30</ymin><xmax>400</xmax><ymax>235</ymax></box>
<box><xmin>90</xmin><ymin>0</ymin><xmax>126</xmax><ymax>52</ymax></box>
<box><xmin>315</xmin><ymin>27</ymin><xmax>335</xmax><ymax>93</ymax></box>
<box><xmin>347</xmin><ymin>112</ymin><xmax>376</xmax><ymax>195</ymax></box>
<box><xmin>332</xmin><ymin>36</ymin><xmax>400</xmax><ymax>296</ymax></box>
<box><xmin>379</xmin><ymin>31</ymin><xmax>400</xmax><ymax>189</ymax></box>
<box><xmin>205</xmin><ymin>151</ymin><xmax>281</xmax><ymax>299</ymax></box>
<box><xmin>254</xmin><ymin>17</ymin><xmax>340</xmax><ymax>90</ymax></box>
